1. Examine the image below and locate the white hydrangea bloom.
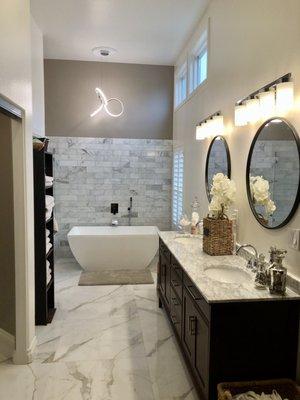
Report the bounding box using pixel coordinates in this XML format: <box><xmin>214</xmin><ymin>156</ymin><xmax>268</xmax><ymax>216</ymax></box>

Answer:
<box><xmin>208</xmin><ymin>174</ymin><xmax>236</xmax><ymax>218</ymax></box>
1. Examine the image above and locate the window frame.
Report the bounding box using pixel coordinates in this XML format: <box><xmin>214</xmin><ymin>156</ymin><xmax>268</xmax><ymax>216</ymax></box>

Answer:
<box><xmin>172</xmin><ymin>148</ymin><xmax>184</xmax><ymax>228</ymax></box>
<box><xmin>189</xmin><ymin>29</ymin><xmax>208</xmax><ymax>94</ymax></box>
<box><xmin>174</xmin><ymin>62</ymin><xmax>187</xmax><ymax>108</ymax></box>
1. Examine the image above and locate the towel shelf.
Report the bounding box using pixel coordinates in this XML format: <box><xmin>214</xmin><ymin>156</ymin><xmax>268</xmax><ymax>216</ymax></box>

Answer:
<box><xmin>33</xmin><ymin>148</ymin><xmax>56</xmax><ymax>325</ymax></box>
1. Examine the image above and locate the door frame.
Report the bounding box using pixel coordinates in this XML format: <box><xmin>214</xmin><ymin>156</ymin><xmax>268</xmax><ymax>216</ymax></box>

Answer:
<box><xmin>0</xmin><ymin>94</ymin><xmax>36</xmax><ymax>364</ymax></box>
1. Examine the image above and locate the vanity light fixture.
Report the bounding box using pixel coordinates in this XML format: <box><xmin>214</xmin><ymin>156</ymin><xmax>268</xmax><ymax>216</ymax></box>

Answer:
<box><xmin>195</xmin><ymin>111</ymin><xmax>224</xmax><ymax>141</ymax></box>
<box><xmin>234</xmin><ymin>73</ymin><xmax>294</xmax><ymax>126</ymax></box>
<box><xmin>196</xmin><ymin>124</ymin><xmax>206</xmax><ymax>140</ymax></box>
<box><xmin>258</xmin><ymin>90</ymin><xmax>275</xmax><ymax>118</ymax></box>
<box><xmin>276</xmin><ymin>81</ymin><xmax>294</xmax><ymax>112</ymax></box>
<box><xmin>90</xmin><ymin>87</ymin><xmax>124</xmax><ymax>118</ymax></box>
<box><xmin>245</xmin><ymin>98</ymin><xmax>260</xmax><ymax>123</ymax></box>
<box><xmin>234</xmin><ymin>104</ymin><xmax>247</xmax><ymax>126</ymax></box>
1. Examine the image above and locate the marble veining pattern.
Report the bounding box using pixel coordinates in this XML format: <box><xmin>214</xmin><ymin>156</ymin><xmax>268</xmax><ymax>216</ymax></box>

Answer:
<box><xmin>159</xmin><ymin>231</ymin><xmax>300</xmax><ymax>303</ymax></box>
<box><xmin>0</xmin><ymin>257</ymin><xmax>198</xmax><ymax>400</ymax></box>
<box><xmin>48</xmin><ymin>137</ymin><xmax>173</xmax><ymax>257</ymax></box>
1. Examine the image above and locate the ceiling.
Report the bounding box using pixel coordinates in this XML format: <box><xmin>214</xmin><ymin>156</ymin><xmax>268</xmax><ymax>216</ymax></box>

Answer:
<box><xmin>31</xmin><ymin>0</ymin><xmax>209</xmax><ymax>66</ymax></box>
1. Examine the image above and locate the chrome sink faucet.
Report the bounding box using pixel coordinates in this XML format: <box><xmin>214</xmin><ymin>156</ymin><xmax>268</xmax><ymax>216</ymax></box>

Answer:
<box><xmin>236</xmin><ymin>244</ymin><xmax>258</xmax><ymax>271</ymax></box>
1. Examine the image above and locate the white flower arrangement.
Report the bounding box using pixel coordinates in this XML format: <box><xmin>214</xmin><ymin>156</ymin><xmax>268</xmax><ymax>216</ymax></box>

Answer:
<box><xmin>250</xmin><ymin>176</ymin><xmax>276</xmax><ymax>219</ymax></box>
<box><xmin>208</xmin><ymin>173</ymin><xmax>236</xmax><ymax>219</ymax></box>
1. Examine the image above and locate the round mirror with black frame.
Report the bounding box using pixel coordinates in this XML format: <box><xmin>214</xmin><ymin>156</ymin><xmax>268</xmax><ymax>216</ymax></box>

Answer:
<box><xmin>205</xmin><ymin>135</ymin><xmax>231</xmax><ymax>200</ymax></box>
<box><xmin>246</xmin><ymin>117</ymin><xmax>300</xmax><ymax>229</ymax></box>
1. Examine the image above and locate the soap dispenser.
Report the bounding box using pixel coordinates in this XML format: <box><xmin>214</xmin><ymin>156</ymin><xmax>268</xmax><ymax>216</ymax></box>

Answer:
<box><xmin>268</xmin><ymin>248</ymin><xmax>288</xmax><ymax>295</ymax></box>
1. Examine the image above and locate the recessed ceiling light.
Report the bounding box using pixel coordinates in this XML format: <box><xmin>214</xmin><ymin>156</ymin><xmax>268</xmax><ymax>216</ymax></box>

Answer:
<box><xmin>92</xmin><ymin>47</ymin><xmax>117</xmax><ymax>57</ymax></box>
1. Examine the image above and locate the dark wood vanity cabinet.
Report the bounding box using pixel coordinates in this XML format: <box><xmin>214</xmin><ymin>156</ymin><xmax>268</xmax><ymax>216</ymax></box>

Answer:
<box><xmin>159</xmin><ymin>250</ymin><xmax>171</xmax><ymax>308</ymax></box>
<box><xmin>157</xmin><ymin>239</ymin><xmax>300</xmax><ymax>400</ymax></box>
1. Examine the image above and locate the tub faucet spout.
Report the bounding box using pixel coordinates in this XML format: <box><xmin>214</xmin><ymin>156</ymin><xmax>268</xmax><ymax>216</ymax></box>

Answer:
<box><xmin>128</xmin><ymin>197</ymin><xmax>133</xmax><ymax>226</ymax></box>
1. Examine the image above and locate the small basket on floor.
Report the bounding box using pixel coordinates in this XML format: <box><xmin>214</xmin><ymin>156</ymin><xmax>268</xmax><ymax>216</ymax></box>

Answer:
<box><xmin>217</xmin><ymin>379</ymin><xmax>300</xmax><ymax>400</ymax></box>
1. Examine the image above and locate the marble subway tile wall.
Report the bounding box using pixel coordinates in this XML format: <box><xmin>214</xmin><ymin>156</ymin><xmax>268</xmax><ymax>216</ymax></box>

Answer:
<box><xmin>48</xmin><ymin>137</ymin><xmax>173</xmax><ymax>258</ymax></box>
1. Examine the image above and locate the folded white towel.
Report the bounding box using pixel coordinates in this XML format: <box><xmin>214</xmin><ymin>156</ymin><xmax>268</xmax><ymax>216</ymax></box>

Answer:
<box><xmin>46</xmin><ymin>201</ymin><xmax>55</xmax><ymax>210</ymax></box>
<box><xmin>46</xmin><ymin>236</ymin><xmax>50</xmax><ymax>245</ymax></box>
<box><xmin>46</xmin><ymin>242</ymin><xmax>52</xmax><ymax>254</ymax></box>
<box><xmin>46</xmin><ymin>229</ymin><xmax>50</xmax><ymax>237</ymax></box>
<box><xmin>46</xmin><ymin>209</ymin><xmax>52</xmax><ymax>221</ymax></box>
<box><xmin>46</xmin><ymin>272</ymin><xmax>52</xmax><ymax>285</ymax></box>
<box><xmin>45</xmin><ymin>176</ymin><xmax>53</xmax><ymax>188</ymax></box>
<box><xmin>45</xmin><ymin>176</ymin><xmax>53</xmax><ymax>183</ymax></box>
<box><xmin>46</xmin><ymin>195</ymin><xmax>54</xmax><ymax>207</ymax></box>
<box><xmin>46</xmin><ymin>260</ymin><xmax>50</xmax><ymax>269</ymax></box>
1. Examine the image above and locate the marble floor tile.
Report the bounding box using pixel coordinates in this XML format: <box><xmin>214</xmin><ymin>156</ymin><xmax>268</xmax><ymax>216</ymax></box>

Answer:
<box><xmin>0</xmin><ymin>257</ymin><xmax>197</xmax><ymax>400</ymax></box>
<box><xmin>53</xmin><ymin>315</ymin><xmax>146</xmax><ymax>362</ymax></box>
<box><xmin>41</xmin><ymin>358</ymin><xmax>155</xmax><ymax>400</ymax></box>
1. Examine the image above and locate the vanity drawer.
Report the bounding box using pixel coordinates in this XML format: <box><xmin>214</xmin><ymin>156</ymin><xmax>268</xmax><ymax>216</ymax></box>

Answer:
<box><xmin>170</xmin><ymin>285</ymin><xmax>182</xmax><ymax>336</ymax></box>
<box><xmin>171</xmin><ymin>267</ymin><xmax>183</xmax><ymax>301</ymax></box>
<box><xmin>183</xmin><ymin>273</ymin><xmax>210</xmax><ymax>321</ymax></box>
<box><xmin>159</xmin><ymin>239</ymin><xmax>171</xmax><ymax>263</ymax></box>
<box><xmin>171</xmin><ymin>256</ymin><xmax>183</xmax><ymax>279</ymax></box>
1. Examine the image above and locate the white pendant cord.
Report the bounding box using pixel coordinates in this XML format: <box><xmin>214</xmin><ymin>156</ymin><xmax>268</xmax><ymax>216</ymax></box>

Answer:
<box><xmin>90</xmin><ymin>87</ymin><xmax>124</xmax><ymax>118</ymax></box>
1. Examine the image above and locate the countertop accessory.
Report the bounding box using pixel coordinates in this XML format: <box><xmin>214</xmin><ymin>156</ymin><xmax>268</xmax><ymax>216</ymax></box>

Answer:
<box><xmin>203</xmin><ymin>173</ymin><xmax>236</xmax><ymax>256</ymax></box>
<box><xmin>203</xmin><ymin>215</ymin><xmax>233</xmax><ymax>255</ymax></box>
<box><xmin>179</xmin><ymin>214</ymin><xmax>191</xmax><ymax>234</ymax></box>
<box><xmin>217</xmin><ymin>378</ymin><xmax>300</xmax><ymax>400</ymax></box>
<box><xmin>268</xmin><ymin>248</ymin><xmax>288</xmax><ymax>295</ymax></box>
<box><xmin>190</xmin><ymin>197</ymin><xmax>200</xmax><ymax>235</ymax></box>
<box><xmin>254</xmin><ymin>254</ymin><xmax>268</xmax><ymax>289</ymax></box>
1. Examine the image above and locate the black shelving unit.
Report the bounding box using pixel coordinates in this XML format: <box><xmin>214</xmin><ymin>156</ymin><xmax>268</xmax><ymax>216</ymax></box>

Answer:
<box><xmin>33</xmin><ymin>148</ymin><xmax>56</xmax><ymax>325</ymax></box>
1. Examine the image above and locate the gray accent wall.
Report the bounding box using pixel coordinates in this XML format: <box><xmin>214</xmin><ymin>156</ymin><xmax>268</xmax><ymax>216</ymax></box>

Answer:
<box><xmin>44</xmin><ymin>60</ymin><xmax>174</xmax><ymax>139</ymax></box>
<box><xmin>48</xmin><ymin>136</ymin><xmax>172</xmax><ymax>258</ymax></box>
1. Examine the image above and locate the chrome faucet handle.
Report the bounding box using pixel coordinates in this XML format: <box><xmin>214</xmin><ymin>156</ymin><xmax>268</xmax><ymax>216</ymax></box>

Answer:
<box><xmin>246</xmin><ymin>258</ymin><xmax>258</xmax><ymax>272</ymax></box>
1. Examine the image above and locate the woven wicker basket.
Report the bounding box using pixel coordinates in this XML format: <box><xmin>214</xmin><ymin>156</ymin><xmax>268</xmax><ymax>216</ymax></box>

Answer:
<box><xmin>203</xmin><ymin>216</ymin><xmax>233</xmax><ymax>256</ymax></box>
<box><xmin>217</xmin><ymin>379</ymin><xmax>300</xmax><ymax>400</ymax></box>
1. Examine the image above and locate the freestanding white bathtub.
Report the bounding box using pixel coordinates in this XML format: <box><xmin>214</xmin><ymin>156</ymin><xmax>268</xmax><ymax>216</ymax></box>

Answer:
<box><xmin>68</xmin><ymin>226</ymin><xmax>159</xmax><ymax>272</ymax></box>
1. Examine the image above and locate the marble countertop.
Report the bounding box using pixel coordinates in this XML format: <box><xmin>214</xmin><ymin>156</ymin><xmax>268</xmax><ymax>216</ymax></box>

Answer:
<box><xmin>158</xmin><ymin>231</ymin><xmax>300</xmax><ymax>303</ymax></box>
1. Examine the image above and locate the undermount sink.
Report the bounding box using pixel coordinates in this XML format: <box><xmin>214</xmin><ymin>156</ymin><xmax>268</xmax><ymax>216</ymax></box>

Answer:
<box><xmin>174</xmin><ymin>236</ymin><xmax>201</xmax><ymax>244</ymax></box>
<box><xmin>204</xmin><ymin>265</ymin><xmax>252</xmax><ymax>284</ymax></box>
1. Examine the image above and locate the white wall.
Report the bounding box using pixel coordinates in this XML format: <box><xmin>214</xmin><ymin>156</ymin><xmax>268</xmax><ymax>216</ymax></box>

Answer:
<box><xmin>31</xmin><ymin>17</ymin><xmax>45</xmax><ymax>137</ymax></box>
<box><xmin>174</xmin><ymin>0</ymin><xmax>300</xmax><ymax>278</ymax></box>
<box><xmin>0</xmin><ymin>0</ymin><xmax>36</xmax><ymax>362</ymax></box>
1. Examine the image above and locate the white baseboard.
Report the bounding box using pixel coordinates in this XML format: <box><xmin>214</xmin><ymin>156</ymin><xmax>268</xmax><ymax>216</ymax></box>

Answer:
<box><xmin>0</xmin><ymin>328</ymin><xmax>15</xmax><ymax>360</ymax></box>
<box><xmin>13</xmin><ymin>334</ymin><xmax>37</xmax><ymax>364</ymax></box>
<box><xmin>26</xmin><ymin>335</ymin><xmax>37</xmax><ymax>363</ymax></box>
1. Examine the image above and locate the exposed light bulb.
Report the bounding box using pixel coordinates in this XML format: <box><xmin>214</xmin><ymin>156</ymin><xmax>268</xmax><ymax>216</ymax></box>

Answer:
<box><xmin>234</xmin><ymin>104</ymin><xmax>247</xmax><ymax>126</ymax></box>
<box><xmin>245</xmin><ymin>98</ymin><xmax>260</xmax><ymax>123</ymax></box>
<box><xmin>258</xmin><ymin>90</ymin><xmax>275</xmax><ymax>118</ymax></box>
<box><xmin>276</xmin><ymin>81</ymin><xmax>294</xmax><ymax>112</ymax></box>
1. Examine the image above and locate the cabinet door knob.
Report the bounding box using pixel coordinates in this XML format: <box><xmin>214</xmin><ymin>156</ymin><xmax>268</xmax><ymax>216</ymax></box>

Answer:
<box><xmin>172</xmin><ymin>297</ymin><xmax>179</xmax><ymax>306</ymax></box>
